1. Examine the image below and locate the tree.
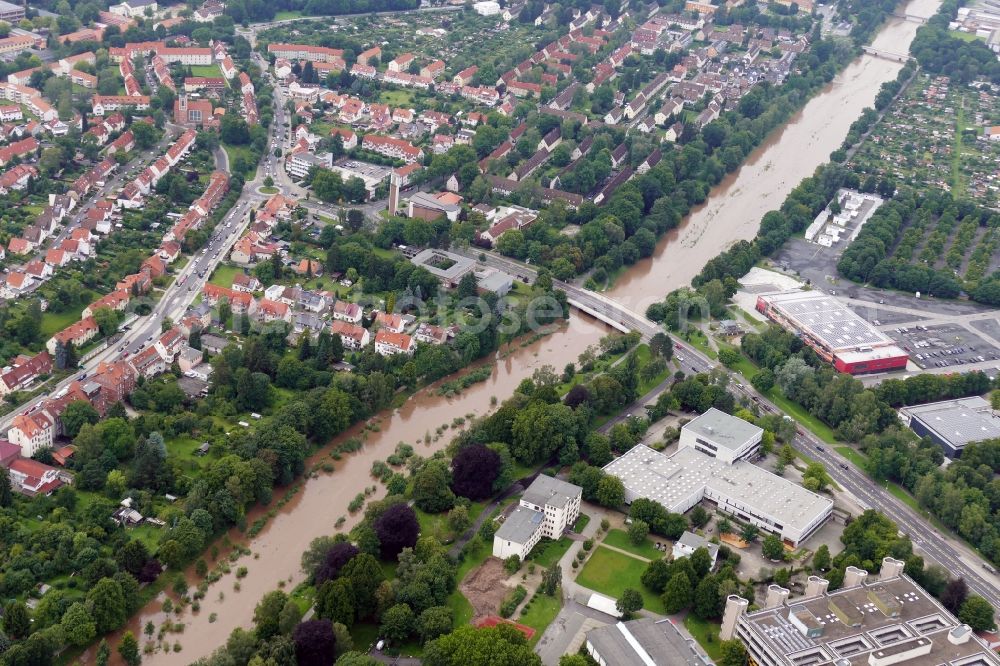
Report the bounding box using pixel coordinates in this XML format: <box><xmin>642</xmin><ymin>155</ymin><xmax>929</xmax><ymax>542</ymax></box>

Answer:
<box><xmin>2</xmin><ymin>601</ymin><xmax>30</xmax><ymax>639</ymax></box>
<box><xmin>293</xmin><ymin>620</ymin><xmax>337</xmax><ymax>666</ymax></box>
<box><xmin>450</xmin><ymin>444</ymin><xmax>501</xmax><ymax>500</ymax></box>
<box><xmin>417</xmin><ymin>606</ymin><xmax>453</xmax><ymax>642</ymax></box>
<box><xmin>61</xmin><ymin>400</ymin><xmax>100</xmax><ymax>438</ymax></box>
<box><xmin>87</xmin><ymin>578</ymin><xmax>127</xmax><ymax>633</ymax></box>
<box><xmin>118</xmin><ymin>632</ymin><xmax>141</xmax><ymax>666</ymax></box>
<box><xmin>116</xmin><ymin>539</ymin><xmax>150</xmax><ymax>577</ymax></box>
<box><xmin>802</xmin><ymin>462</ymin><xmax>831</xmax><ymax>492</ymax></box>
<box><xmin>751</xmin><ymin>369</ymin><xmax>775</xmax><ymax>393</ymax></box>
<box><xmin>762</xmin><ymin>534</ymin><xmax>785</xmax><ymax>561</ymax></box>
<box><xmin>693</xmin><ymin>575</ymin><xmax>722</xmax><ymax>620</ymax></box>
<box><xmin>254</xmin><ymin>590</ymin><xmax>290</xmax><ymax>640</ymax></box>
<box><xmin>380</xmin><ymin>603</ymin><xmax>414</xmax><ymax>643</ymax></box>
<box><xmin>131</xmin><ymin>121</ymin><xmax>157</xmax><ymax>149</ymax></box>
<box><xmin>690</xmin><ymin>547</ymin><xmax>713</xmax><ymax>578</ymax></box>
<box><xmin>628</xmin><ymin>519</ymin><xmax>649</xmax><ymax>545</ymax></box>
<box><xmin>596</xmin><ymin>475</ymin><xmax>625</xmax><ymax>507</ymax></box>
<box><xmin>812</xmin><ymin>544</ymin><xmax>831</xmax><ymax>571</ymax></box>
<box><xmin>740</xmin><ymin>523</ymin><xmax>759</xmax><ymax>544</ymax></box>
<box><xmin>718</xmin><ymin>639</ymin><xmax>748</xmax><ymax>666</ymax></box>
<box><xmin>423</xmin><ymin>624</ymin><xmax>542</xmax><ymax>665</ymax></box>
<box><xmin>412</xmin><ymin>459</ymin><xmax>456</xmax><ymax>513</ymax></box>
<box><xmin>689</xmin><ymin>505</ymin><xmax>709</xmax><ymax>528</ymax></box>
<box><xmin>315</xmin><ymin>542</ymin><xmax>360</xmax><ymax>584</ymax></box>
<box><xmin>96</xmin><ymin>640</ymin><xmax>111</xmax><ymax>666</ymax></box>
<box><xmin>642</xmin><ymin>559</ymin><xmax>672</xmax><ymax>593</ymax></box>
<box><xmin>662</xmin><ymin>572</ymin><xmax>693</xmax><ymax>613</ymax></box>
<box><xmin>316</xmin><ymin>579</ymin><xmax>355</xmax><ymax>626</ymax></box>
<box><xmin>941</xmin><ymin>578</ymin><xmax>968</xmax><ymax>614</ymax></box>
<box><xmin>448</xmin><ymin>505</ymin><xmax>470</xmax><ymax>534</ymax></box>
<box><xmin>374</xmin><ymin>503</ymin><xmax>420</xmax><ymax>560</ymax></box>
<box><xmin>959</xmin><ymin>596</ymin><xmax>996</xmax><ymax>631</ymax></box>
<box><xmin>616</xmin><ymin>588</ymin><xmax>643</xmax><ymax>619</ymax></box>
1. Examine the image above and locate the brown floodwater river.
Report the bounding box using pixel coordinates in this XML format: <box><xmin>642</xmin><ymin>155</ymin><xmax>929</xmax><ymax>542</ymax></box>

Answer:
<box><xmin>95</xmin><ymin>1</ymin><xmax>941</xmax><ymax>661</ymax></box>
<box><xmin>98</xmin><ymin>316</ymin><xmax>611</xmax><ymax>664</ymax></box>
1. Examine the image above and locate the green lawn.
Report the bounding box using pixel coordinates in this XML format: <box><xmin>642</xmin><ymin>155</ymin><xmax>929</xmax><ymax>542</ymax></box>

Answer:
<box><xmin>527</xmin><ymin>537</ymin><xmax>573</xmax><ymax>568</ymax></box>
<box><xmin>274</xmin><ymin>10</ymin><xmax>303</xmax><ymax>19</ymax></box>
<box><xmin>40</xmin><ymin>303</ymin><xmax>90</xmax><ymax>339</ymax></box>
<box><xmin>518</xmin><ymin>593</ymin><xmax>562</xmax><ymax>646</ymax></box>
<box><xmin>189</xmin><ymin>64</ymin><xmax>223</xmax><ymax>78</ymax></box>
<box><xmin>635</xmin><ymin>344</ymin><xmax>671</xmax><ymax>395</ymax></box>
<box><xmin>602</xmin><ymin>529</ymin><xmax>663</xmax><ymax>561</ymax></box>
<box><xmin>573</xmin><ymin>513</ymin><xmax>590</xmax><ymax>533</ymax></box>
<box><xmin>223</xmin><ymin>144</ymin><xmax>257</xmax><ymax>177</ymax></box>
<box><xmin>209</xmin><ymin>264</ymin><xmax>243</xmax><ymax>288</ymax></box>
<box><xmin>259</xmin><ymin>186</ymin><xmax>279</xmax><ymax>194</ymax></box>
<box><xmin>378</xmin><ymin>89</ymin><xmax>415</xmax><ymax>106</ymax></box>
<box><xmin>576</xmin><ymin>546</ymin><xmax>664</xmax><ymax>614</ymax></box>
<box><xmin>684</xmin><ymin>615</ymin><xmax>724</xmax><ymax>661</ymax></box>
<box><xmin>834</xmin><ymin>446</ymin><xmax>867</xmax><ymax>467</ymax></box>
<box><xmin>766</xmin><ymin>387</ymin><xmax>839</xmax><ymax>445</ymax></box>
<box><xmin>950</xmin><ymin>29</ymin><xmax>982</xmax><ymax>42</ymax></box>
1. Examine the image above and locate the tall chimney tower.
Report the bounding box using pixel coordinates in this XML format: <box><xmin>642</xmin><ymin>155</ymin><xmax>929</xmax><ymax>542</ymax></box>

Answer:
<box><xmin>387</xmin><ymin>171</ymin><xmax>401</xmax><ymax>216</ymax></box>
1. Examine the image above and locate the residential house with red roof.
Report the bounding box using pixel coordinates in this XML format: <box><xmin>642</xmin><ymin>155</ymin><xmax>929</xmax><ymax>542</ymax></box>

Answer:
<box><xmin>374</xmin><ymin>330</ymin><xmax>414</xmax><ymax>356</ymax></box>
<box><xmin>82</xmin><ymin>289</ymin><xmax>130</xmax><ymax>318</ymax></box>
<box><xmin>330</xmin><ymin>320</ymin><xmax>370</xmax><ymax>349</ymax></box>
<box><xmin>8</xmin><ymin>411</ymin><xmax>55</xmax><ymax>457</ymax></box>
<box><xmin>7</xmin><ymin>457</ymin><xmax>69</xmax><ymax>496</ymax></box>
<box><xmin>47</xmin><ymin>316</ymin><xmax>99</xmax><ymax>354</ymax></box>
<box><xmin>0</xmin><ymin>352</ymin><xmax>52</xmax><ymax>397</ymax></box>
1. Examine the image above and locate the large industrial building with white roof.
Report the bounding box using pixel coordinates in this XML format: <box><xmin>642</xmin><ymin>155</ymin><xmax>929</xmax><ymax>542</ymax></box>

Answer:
<box><xmin>755</xmin><ymin>290</ymin><xmax>909</xmax><ymax>375</ymax></box>
<box><xmin>603</xmin><ymin>409</ymin><xmax>832</xmax><ymax>546</ymax></box>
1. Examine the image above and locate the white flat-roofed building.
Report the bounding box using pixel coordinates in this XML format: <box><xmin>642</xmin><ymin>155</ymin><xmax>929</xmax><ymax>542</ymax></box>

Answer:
<box><xmin>604</xmin><ymin>444</ymin><xmax>832</xmax><ymax>546</ymax></box>
<box><xmin>493</xmin><ymin>474</ymin><xmax>581</xmax><ymax>560</ymax></box>
<box><xmin>756</xmin><ymin>290</ymin><xmax>909</xmax><ymax>375</ymax></box>
<box><xmin>680</xmin><ymin>407</ymin><xmax>763</xmax><ymax>463</ymax></box>
<box><xmin>900</xmin><ymin>396</ymin><xmax>1000</xmax><ymax>458</ymax></box>
<box><xmin>585</xmin><ymin>617</ymin><xmax>711</xmax><ymax>666</ymax></box>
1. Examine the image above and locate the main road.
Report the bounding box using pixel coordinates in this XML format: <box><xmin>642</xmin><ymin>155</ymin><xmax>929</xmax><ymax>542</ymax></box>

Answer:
<box><xmin>459</xmin><ymin>247</ymin><xmax>1000</xmax><ymax>612</ymax></box>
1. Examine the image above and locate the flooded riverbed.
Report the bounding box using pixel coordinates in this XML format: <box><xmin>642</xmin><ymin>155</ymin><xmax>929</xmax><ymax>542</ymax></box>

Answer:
<box><xmin>107</xmin><ymin>315</ymin><xmax>610</xmax><ymax>664</ymax></box>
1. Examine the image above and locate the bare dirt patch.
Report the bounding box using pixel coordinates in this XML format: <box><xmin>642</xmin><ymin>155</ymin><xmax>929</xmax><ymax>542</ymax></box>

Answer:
<box><xmin>460</xmin><ymin>557</ymin><xmax>512</xmax><ymax>623</ymax></box>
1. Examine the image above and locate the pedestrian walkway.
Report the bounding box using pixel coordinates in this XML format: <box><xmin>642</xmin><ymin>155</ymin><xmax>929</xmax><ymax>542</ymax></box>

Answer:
<box><xmin>599</xmin><ymin>543</ymin><xmax>652</xmax><ymax>562</ymax></box>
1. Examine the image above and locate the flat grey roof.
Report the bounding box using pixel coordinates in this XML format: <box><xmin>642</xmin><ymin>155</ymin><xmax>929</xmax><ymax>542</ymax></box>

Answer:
<box><xmin>903</xmin><ymin>396</ymin><xmax>1000</xmax><ymax>448</ymax></box>
<box><xmin>684</xmin><ymin>408</ymin><xmax>762</xmax><ymax>451</ymax></box>
<box><xmin>587</xmin><ymin>618</ymin><xmax>707</xmax><ymax>666</ymax></box>
<box><xmin>603</xmin><ymin>445</ymin><xmax>832</xmax><ymax>533</ymax></box>
<box><xmin>0</xmin><ymin>0</ymin><xmax>22</xmax><ymax>10</ymax></box>
<box><xmin>740</xmin><ymin>574</ymin><xmax>1000</xmax><ymax>666</ymax></box>
<box><xmin>495</xmin><ymin>505</ymin><xmax>543</xmax><ymax>545</ymax></box>
<box><xmin>522</xmin><ymin>474</ymin><xmax>581</xmax><ymax>510</ymax></box>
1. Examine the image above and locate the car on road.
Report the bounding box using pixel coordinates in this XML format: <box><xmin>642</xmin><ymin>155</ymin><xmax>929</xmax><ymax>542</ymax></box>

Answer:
<box><xmin>816</xmin><ymin>445</ymin><xmax>825</xmax><ymax>452</ymax></box>
<box><xmin>839</xmin><ymin>463</ymin><xmax>849</xmax><ymax>470</ymax></box>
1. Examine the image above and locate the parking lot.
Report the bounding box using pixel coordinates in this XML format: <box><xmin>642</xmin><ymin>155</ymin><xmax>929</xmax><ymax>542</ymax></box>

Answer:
<box><xmin>883</xmin><ymin>324</ymin><xmax>1000</xmax><ymax>370</ymax></box>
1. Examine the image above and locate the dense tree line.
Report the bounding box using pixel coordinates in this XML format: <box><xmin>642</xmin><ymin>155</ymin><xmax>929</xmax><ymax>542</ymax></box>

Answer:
<box><xmin>225</xmin><ymin>0</ymin><xmax>418</xmax><ymax>24</ymax></box>
<box><xmin>837</xmin><ymin>189</ymin><xmax>995</xmax><ymax>299</ymax></box>
<box><xmin>911</xmin><ymin>0</ymin><xmax>1000</xmax><ymax>84</ymax></box>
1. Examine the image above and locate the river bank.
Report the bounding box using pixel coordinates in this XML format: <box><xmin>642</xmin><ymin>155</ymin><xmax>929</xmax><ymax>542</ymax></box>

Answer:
<box><xmin>100</xmin><ymin>315</ymin><xmax>611</xmax><ymax>664</ymax></box>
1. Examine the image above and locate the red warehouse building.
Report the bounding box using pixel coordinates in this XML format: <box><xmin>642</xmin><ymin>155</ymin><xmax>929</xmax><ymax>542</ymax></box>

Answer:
<box><xmin>755</xmin><ymin>290</ymin><xmax>909</xmax><ymax>375</ymax></box>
